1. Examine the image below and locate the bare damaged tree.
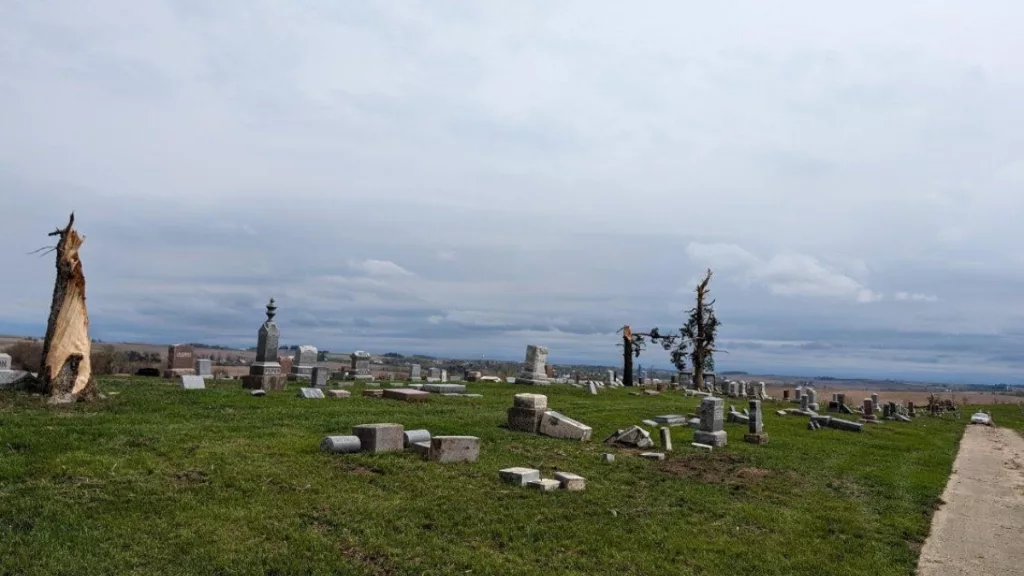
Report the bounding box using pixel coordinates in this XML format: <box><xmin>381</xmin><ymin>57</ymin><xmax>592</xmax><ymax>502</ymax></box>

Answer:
<box><xmin>616</xmin><ymin>325</ymin><xmax>681</xmax><ymax>387</ymax></box>
<box><xmin>35</xmin><ymin>213</ymin><xmax>99</xmax><ymax>403</ymax></box>
<box><xmin>664</xmin><ymin>269</ymin><xmax>721</xmax><ymax>390</ymax></box>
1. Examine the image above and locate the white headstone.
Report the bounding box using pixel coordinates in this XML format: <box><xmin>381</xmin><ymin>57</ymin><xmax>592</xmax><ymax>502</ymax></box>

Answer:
<box><xmin>180</xmin><ymin>375</ymin><xmax>206</xmax><ymax>390</ymax></box>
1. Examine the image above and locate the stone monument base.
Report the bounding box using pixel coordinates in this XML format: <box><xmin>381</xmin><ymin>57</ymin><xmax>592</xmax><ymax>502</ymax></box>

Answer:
<box><xmin>242</xmin><ymin>374</ymin><xmax>286</xmax><ymax>391</ymax></box>
<box><xmin>286</xmin><ymin>373</ymin><xmax>312</xmax><ymax>382</ymax></box>
<box><xmin>743</xmin><ymin>433</ymin><xmax>769</xmax><ymax>445</ymax></box>
<box><xmin>163</xmin><ymin>368</ymin><xmax>196</xmax><ymax>379</ymax></box>
<box><xmin>347</xmin><ymin>374</ymin><xmax>375</xmax><ymax>381</ymax></box>
<box><xmin>693</xmin><ymin>430</ymin><xmax>728</xmax><ymax>447</ymax></box>
<box><xmin>515</xmin><ymin>372</ymin><xmax>551</xmax><ymax>386</ymax></box>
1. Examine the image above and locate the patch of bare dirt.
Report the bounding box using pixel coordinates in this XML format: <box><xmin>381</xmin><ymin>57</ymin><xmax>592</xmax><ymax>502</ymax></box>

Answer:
<box><xmin>660</xmin><ymin>451</ymin><xmax>769</xmax><ymax>487</ymax></box>
<box><xmin>917</xmin><ymin>425</ymin><xmax>1024</xmax><ymax>575</ymax></box>
<box><xmin>171</xmin><ymin>469</ymin><xmax>209</xmax><ymax>487</ymax></box>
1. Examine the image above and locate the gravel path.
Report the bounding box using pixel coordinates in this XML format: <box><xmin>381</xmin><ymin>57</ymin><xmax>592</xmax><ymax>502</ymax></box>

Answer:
<box><xmin>917</xmin><ymin>424</ymin><xmax>1024</xmax><ymax>575</ymax></box>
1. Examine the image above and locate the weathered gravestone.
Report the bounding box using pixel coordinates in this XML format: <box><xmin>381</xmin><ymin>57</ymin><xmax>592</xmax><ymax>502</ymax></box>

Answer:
<box><xmin>179</xmin><ymin>375</ymin><xmax>206</xmax><ymax>390</ymax></box>
<box><xmin>516</xmin><ymin>344</ymin><xmax>551</xmax><ymax>385</ymax></box>
<box><xmin>0</xmin><ymin>353</ymin><xmax>10</xmax><ymax>371</ymax></box>
<box><xmin>311</xmin><ymin>366</ymin><xmax>330</xmax><ymax>388</ymax></box>
<box><xmin>409</xmin><ymin>363</ymin><xmax>422</xmax><ymax>381</ymax></box>
<box><xmin>164</xmin><ymin>344</ymin><xmax>195</xmax><ymax>378</ymax></box>
<box><xmin>352</xmin><ymin>423</ymin><xmax>404</xmax><ymax>453</ymax></box>
<box><xmin>743</xmin><ymin>399</ymin><xmax>768</xmax><ymax>444</ymax></box>
<box><xmin>298</xmin><ymin>387</ymin><xmax>325</xmax><ymax>399</ymax></box>
<box><xmin>693</xmin><ymin>397</ymin><xmax>727</xmax><ymax>447</ymax></box>
<box><xmin>508</xmin><ymin>393</ymin><xmax>547</xmax><ymax>432</ymax></box>
<box><xmin>194</xmin><ymin>358</ymin><xmax>212</xmax><ymax>379</ymax></box>
<box><xmin>588</xmin><ymin>381</ymin><xmax>598</xmax><ymax>395</ymax></box>
<box><xmin>348</xmin><ymin>351</ymin><xmax>373</xmax><ymax>380</ymax></box>
<box><xmin>241</xmin><ymin>299</ymin><xmax>285</xmax><ymax>391</ymax></box>
<box><xmin>427</xmin><ymin>436</ymin><xmax>480</xmax><ymax>463</ymax></box>
<box><xmin>289</xmin><ymin>345</ymin><xmax>317</xmax><ymax>381</ymax></box>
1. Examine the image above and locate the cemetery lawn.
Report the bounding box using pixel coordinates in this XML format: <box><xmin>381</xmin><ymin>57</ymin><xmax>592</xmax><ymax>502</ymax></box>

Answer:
<box><xmin>0</xmin><ymin>379</ymin><xmax>995</xmax><ymax>576</ymax></box>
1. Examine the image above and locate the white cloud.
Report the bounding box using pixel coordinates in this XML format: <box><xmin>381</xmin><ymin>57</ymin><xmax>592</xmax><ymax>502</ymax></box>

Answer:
<box><xmin>348</xmin><ymin>259</ymin><xmax>414</xmax><ymax>277</ymax></box>
<box><xmin>894</xmin><ymin>291</ymin><xmax>939</xmax><ymax>302</ymax></box>
<box><xmin>686</xmin><ymin>242</ymin><xmax>883</xmax><ymax>303</ymax></box>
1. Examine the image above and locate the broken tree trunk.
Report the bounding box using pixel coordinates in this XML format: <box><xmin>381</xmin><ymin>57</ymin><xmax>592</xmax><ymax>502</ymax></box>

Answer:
<box><xmin>36</xmin><ymin>213</ymin><xmax>98</xmax><ymax>403</ymax></box>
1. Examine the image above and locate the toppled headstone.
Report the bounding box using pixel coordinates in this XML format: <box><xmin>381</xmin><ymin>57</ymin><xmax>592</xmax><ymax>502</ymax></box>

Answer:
<box><xmin>427</xmin><ymin>436</ymin><xmax>480</xmax><ymax>463</ymax></box>
<box><xmin>423</xmin><ymin>383</ymin><xmax>466</xmax><ymax>394</ymax></box>
<box><xmin>382</xmin><ymin>388</ymin><xmax>429</xmax><ymax>402</ymax></box>
<box><xmin>528</xmin><ymin>478</ymin><xmax>561</xmax><ymax>491</ymax></box>
<box><xmin>603</xmin><ymin>426</ymin><xmax>654</xmax><ymax>449</ymax></box>
<box><xmin>640</xmin><ymin>452</ymin><xmax>666</xmax><ymax>460</ymax></box>
<box><xmin>602</xmin><ymin>453</ymin><xmax>615</xmax><ymax>463</ymax></box>
<box><xmin>404</xmin><ymin>429</ymin><xmax>431</xmax><ymax>447</ymax></box>
<box><xmin>180</xmin><ymin>375</ymin><xmax>206</xmax><ymax>390</ymax></box>
<box><xmin>538</xmin><ymin>411</ymin><xmax>592</xmax><ymax>441</ymax></box>
<box><xmin>362</xmin><ymin>389</ymin><xmax>384</xmax><ymax>398</ymax></box>
<box><xmin>352</xmin><ymin>423</ymin><xmax>404</xmax><ymax>453</ymax></box>
<box><xmin>250</xmin><ymin>389</ymin><xmax>267</xmax><ymax>397</ymax></box>
<box><xmin>643</xmin><ymin>390</ymin><xmax>660</xmax><ymax>396</ymax></box>
<box><xmin>327</xmin><ymin>389</ymin><xmax>351</xmax><ymax>398</ymax></box>
<box><xmin>894</xmin><ymin>414</ymin><xmax>912</xmax><ymax>423</ymax></box>
<box><xmin>499</xmin><ymin>467</ymin><xmax>541</xmax><ymax>486</ymax></box>
<box><xmin>653</xmin><ymin>414</ymin><xmax>686</xmax><ymax>425</ymax></box>
<box><xmin>642</xmin><ymin>419</ymin><xmax>659</xmax><ymax>428</ymax></box>
<box><xmin>659</xmin><ymin>428</ymin><xmax>673</xmax><ymax>451</ymax></box>
<box><xmin>691</xmin><ymin>443</ymin><xmax>713</xmax><ymax>451</ymax></box>
<box><xmin>588</xmin><ymin>381</ymin><xmax>598</xmax><ymax>395</ymax></box>
<box><xmin>553</xmin><ymin>472</ymin><xmax>586</xmax><ymax>492</ymax></box>
<box><xmin>298</xmin><ymin>387</ymin><xmax>325</xmax><ymax>399</ymax></box>
<box><xmin>827</xmin><ymin>414</ymin><xmax>860</xmax><ymax>428</ymax></box>
<box><xmin>320</xmin><ymin>435</ymin><xmax>361</xmax><ymax>454</ymax></box>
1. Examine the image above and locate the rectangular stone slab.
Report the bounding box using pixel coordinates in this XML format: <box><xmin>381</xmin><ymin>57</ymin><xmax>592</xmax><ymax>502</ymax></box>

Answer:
<box><xmin>298</xmin><ymin>388</ymin><xmax>325</xmax><ymax>399</ymax></box>
<box><xmin>422</xmin><ymin>383</ymin><xmax>466</xmax><ymax>394</ymax></box>
<box><xmin>640</xmin><ymin>452</ymin><xmax>666</xmax><ymax>460</ymax></box>
<box><xmin>538</xmin><ymin>411</ymin><xmax>593</xmax><ymax>441</ymax></box>
<box><xmin>427</xmin><ymin>436</ymin><xmax>480</xmax><ymax>463</ymax></box>
<box><xmin>513</xmin><ymin>393</ymin><xmax>548</xmax><ymax>410</ymax></box>
<box><xmin>352</xmin><ymin>423</ymin><xmax>404</xmax><ymax>453</ymax></box>
<box><xmin>527</xmin><ymin>478</ymin><xmax>561</xmax><ymax>491</ymax></box>
<box><xmin>693</xmin><ymin>429</ymin><xmax>728</xmax><ymax>447</ymax></box>
<box><xmin>654</xmin><ymin>414</ymin><xmax>686</xmax><ymax>424</ymax></box>
<box><xmin>179</xmin><ymin>375</ymin><xmax>206</xmax><ymax>390</ymax></box>
<box><xmin>382</xmin><ymin>388</ymin><xmax>430</xmax><ymax>402</ymax></box>
<box><xmin>499</xmin><ymin>467</ymin><xmax>540</xmax><ymax>486</ymax></box>
<box><xmin>327</xmin><ymin>389</ymin><xmax>351</xmax><ymax>398</ymax></box>
<box><xmin>361</xmin><ymin>389</ymin><xmax>384</xmax><ymax>398</ymax></box>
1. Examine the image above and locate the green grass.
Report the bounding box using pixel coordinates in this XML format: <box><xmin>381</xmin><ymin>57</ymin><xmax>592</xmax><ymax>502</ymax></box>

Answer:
<box><xmin>0</xmin><ymin>379</ymin><xmax>981</xmax><ymax>575</ymax></box>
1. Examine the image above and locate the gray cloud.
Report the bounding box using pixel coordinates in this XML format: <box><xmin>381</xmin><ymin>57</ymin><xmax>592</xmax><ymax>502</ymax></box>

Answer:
<box><xmin>1</xmin><ymin>1</ymin><xmax>1023</xmax><ymax>383</ymax></box>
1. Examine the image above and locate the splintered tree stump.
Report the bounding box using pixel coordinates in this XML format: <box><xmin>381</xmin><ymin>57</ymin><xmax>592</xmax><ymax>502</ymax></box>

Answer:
<box><xmin>37</xmin><ymin>213</ymin><xmax>98</xmax><ymax>403</ymax></box>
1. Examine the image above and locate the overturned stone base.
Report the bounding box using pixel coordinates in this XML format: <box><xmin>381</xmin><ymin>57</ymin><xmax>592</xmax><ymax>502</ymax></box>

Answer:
<box><xmin>427</xmin><ymin>436</ymin><xmax>480</xmax><ymax>463</ymax></box>
<box><xmin>743</xmin><ymin>432</ymin><xmax>769</xmax><ymax>445</ymax></box>
<box><xmin>693</xmin><ymin>430</ymin><xmax>728</xmax><ymax>448</ymax></box>
<box><xmin>353</xmin><ymin>423</ymin><xmax>404</xmax><ymax>453</ymax></box>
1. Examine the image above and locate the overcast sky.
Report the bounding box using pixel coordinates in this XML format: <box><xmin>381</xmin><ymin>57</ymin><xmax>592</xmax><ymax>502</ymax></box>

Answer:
<box><xmin>2</xmin><ymin>1</ymin><xmax>1022</xmax><ymax>383</ymax></box>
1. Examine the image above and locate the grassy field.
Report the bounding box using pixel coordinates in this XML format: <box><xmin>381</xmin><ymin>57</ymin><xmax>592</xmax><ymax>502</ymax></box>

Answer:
<box><xmin>0</xmin><ymin>378</ymin><xmax>1004</xmax><ymax>576</ymax></box>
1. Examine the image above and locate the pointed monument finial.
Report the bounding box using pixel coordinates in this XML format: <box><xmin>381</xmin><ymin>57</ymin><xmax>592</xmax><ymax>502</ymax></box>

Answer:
<box><xmin>265</xmin><ymin>298</ymin><xmax>277</xmax><ymax>322</ymax></box>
